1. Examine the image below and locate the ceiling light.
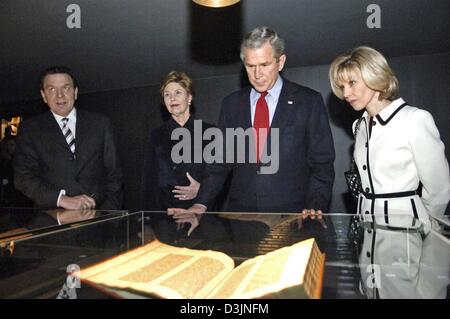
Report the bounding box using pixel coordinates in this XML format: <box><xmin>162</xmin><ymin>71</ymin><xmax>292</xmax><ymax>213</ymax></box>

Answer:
<box><xmin>192</xmin><ymin>0</ymin><xmax>240</xmax><ymax>8</ymax></box>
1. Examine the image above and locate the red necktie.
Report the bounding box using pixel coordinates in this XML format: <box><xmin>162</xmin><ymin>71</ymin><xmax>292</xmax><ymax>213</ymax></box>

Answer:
<box><xmin>253</xmin><ymin>91</ymin><xmax>269</xmax><ymax>163</ymax></box>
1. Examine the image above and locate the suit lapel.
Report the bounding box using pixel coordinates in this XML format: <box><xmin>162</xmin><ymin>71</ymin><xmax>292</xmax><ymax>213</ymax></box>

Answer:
<box><xmin>75</xmin><ymin>109</ymin><xmax>86</xmax><ymax>151</ymax></box>
<box><xmin>44</xmin><ymin>111</ymin><xmax>73</xmax><ymax>153</ymax></box>
<box><xmin>270</xmin><ymin>79</ymin><xmax>296</xmax><ymax>131</ymax></box>
<box><xmin>239</xmin><ymin>88</ymin><xmax>252</xmax><ymax>129</ymax></box>
<box><xmin>264</xmin><ymin>80</ymin><xmax>297</xmax><ymax>159</ymax></box>
<box><xmin>75</xmin><ymin>110</ymin><xmax>94</xmax><ymax>174</ymax></box>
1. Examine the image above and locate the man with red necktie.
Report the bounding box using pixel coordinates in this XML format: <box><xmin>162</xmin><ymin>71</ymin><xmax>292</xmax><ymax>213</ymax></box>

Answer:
<box><xmin>169</xmin><ymin>26</ymin><xmax>335</xmax><ymax>233</ymax></box>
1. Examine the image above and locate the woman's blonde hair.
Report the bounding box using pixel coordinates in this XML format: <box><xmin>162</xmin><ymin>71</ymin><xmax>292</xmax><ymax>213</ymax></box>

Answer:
<box><xmin>160</xmin><ymin>70</ymin><xmax>195</xmax><ymax>98</ymax></box>
<box><xmin>329</xmin><ymin>46</ymin><xmax>399</xmax><ymax>101</ymax></box>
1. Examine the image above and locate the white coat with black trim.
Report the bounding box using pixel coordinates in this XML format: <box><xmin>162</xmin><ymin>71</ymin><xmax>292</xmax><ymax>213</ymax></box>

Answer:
<box><xmin>353</xmin><ymin>98</ymin><xmax>450</xmax><ymax>298</ymax></box>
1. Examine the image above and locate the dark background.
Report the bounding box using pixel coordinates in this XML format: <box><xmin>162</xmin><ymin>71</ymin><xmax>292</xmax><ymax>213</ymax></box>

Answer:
<box><xmin>1</xmin><ymin>0</ymin><xmax>449</xmax><ymax>212</ymax></box>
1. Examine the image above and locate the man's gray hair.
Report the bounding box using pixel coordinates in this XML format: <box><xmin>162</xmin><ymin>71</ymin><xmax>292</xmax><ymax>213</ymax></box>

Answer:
<box><xmin>240</xmin><ymin>26</ymin><xmax>285</xmax><ymax>61</ymax></box>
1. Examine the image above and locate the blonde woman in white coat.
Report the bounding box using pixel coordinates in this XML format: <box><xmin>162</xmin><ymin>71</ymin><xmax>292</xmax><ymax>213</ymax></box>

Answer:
<box><xmin>329</xmin><ymin>46</ymin><xmax>450</xmax><ymax>299</ymax></box>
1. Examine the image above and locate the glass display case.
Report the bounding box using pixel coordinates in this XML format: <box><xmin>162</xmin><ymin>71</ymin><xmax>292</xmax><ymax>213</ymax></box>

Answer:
<box><xmin>0</xmin><ymin>210</ymin><xmax>449</xmax><ymax>299</ymax></box>
<box><xmin>0</xmin><ymin>208</ymin><xmax>132</xmax><ymax>298</ymax></box>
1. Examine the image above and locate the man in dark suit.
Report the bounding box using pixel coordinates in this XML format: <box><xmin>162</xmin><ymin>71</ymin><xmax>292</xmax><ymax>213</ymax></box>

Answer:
<box><xmin>169</xmin><ymin>27</ymin><xmax>335</xmax><ymax>233</ymax></box>
<box><xmin>13</xmin><ymin>66</ymin><xmax>123</xmax><ymax>210</ymax></box>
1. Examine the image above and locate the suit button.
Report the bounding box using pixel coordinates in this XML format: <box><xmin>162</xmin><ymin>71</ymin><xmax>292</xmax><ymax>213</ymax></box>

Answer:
<box><xmin>367</xmin><ymin>229</ymin><xmax>372</xmax><ymax>234</ymax></box>
<box><xmin>363</xmin><ymin>165</ymin><xmax>367</xmax><ymax>170</ymax></box>
<box><xmin>371</xmin><ymin>120</ymin><xmax>377</xmax><ymax>126</ymax></box>
<box><xmin>365</xmin><ymin>142</ymin><xmax>368</xmax><ymax>148</ymax></box>
<box><xmin>365</xmin><ymin>211</ymin><xmax>370</xmax><ymax>214</ymax></box>
<box><xmin>365</xmin><ymin>187</ymin><xmax>370</xmax><ymax>193</ymax></box>
<box><xmin>367</xmin><ymin>251</ymin><xmax>371</xmax><ymax>258</ymax></box>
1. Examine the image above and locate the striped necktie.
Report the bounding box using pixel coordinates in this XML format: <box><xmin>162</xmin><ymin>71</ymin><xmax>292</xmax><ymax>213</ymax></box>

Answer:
<box><xmin>61</xmin><ymin>118</ymin><xmax>75</xmax><ymax>154</ymax></box>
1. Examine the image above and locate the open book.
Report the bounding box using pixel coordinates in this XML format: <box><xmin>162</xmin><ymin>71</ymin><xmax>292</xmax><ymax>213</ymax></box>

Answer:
<box><xmin>81</xmin><ymin>238</ymin><xmax>325</xmax><ymax>299</ymax></box>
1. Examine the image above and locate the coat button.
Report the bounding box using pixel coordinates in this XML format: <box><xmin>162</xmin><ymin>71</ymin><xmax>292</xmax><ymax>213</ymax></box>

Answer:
<box><xmin>371</xmin><ymin>120</ymin><xmax>377</xmax><ymax>126</ymax></box>
<box><xmin>365</xmin><ymin>142</ymin><xmax>368</xmax><ymax>148</ymax></box>
<box><xmin>367</xmin><ymin>251</ymin><xmax>371</xmax><ymax>258</ymax></box>
<box><xmin>363</xmin><ymin>165</ymin><xmax>367</xmax><ymax>170</ymax></box>
<box><xmin>365</xmin><ymin>211</ymin><xmax>370</xmax><ymax>214</ymax></box>
<box><xmin>365</xmin><ymin>187</ymin><xmax>370</xmax><ymax>192</ymax></box>
<box><xmin>367</xmin><ymin>229</ymin><xmax>372</xmax><ymax>234</ymax></box>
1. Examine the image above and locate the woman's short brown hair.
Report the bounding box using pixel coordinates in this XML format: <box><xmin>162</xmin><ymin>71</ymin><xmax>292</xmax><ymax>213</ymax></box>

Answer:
<box><xmin>160</xmin><ymin>71</ymin><xmax>195</xmax><ymax>98</ymax></box>
<box><xmin>329</xmin><ymin>46</ymin><xmax>399</xmax><ymax>101</ymax></box>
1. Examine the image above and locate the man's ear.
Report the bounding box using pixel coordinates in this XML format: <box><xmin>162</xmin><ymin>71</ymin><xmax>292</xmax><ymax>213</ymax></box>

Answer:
<box><xmin>40</xmin><ymin>90</ymin><xmax>48</xmax><ymax>104</ymax></box>
<box><xmin>278</xmin><ymin>54</ymin><xmax>287</xmax><ymax>71</ymax></box>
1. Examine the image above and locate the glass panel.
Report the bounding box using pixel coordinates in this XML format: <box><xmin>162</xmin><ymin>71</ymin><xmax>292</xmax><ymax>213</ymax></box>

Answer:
<box><xmin>0</xmin><ymin>207</ymin><xmax>128</xmax><ymax>237</ymax></box>
<box><xmin>0</xmin><ymin>210</ymin><xmax>138</xmax><ymax>298</ymax></box>
<box><xmin>0</xmin><ymin>211</ymin><xmax>449</xmax><ymax>299</ymax></box>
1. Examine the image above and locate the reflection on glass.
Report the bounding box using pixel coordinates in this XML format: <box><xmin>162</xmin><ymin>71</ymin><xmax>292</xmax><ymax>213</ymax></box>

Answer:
<box><xmin>357</xmin><ymin>216</ymin><xmax>450</xmax><ymax>299</ymax></box>
<box><xmin>46</xmin><ymin>209</ymin><xmax>97</xmax><ymax>225</ymax></box>
<box><xmin>0</xmin><ymin>212</ymin><xmax>448</xmax><ymax>299</ymax></box>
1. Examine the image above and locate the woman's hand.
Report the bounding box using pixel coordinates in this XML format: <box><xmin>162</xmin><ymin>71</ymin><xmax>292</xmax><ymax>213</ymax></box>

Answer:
<box><xmin>167</xmin><ymin>204</ymin><xmax>205</xmax><ymax>236</ymax></box>
<box><xmin>172</xmin><ymin>172</ymin><xmax>200</xmax><ymax>201</ymax></box>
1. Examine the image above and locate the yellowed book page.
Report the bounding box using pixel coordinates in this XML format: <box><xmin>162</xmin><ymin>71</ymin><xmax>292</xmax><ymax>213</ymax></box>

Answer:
<box><xmin>208</xmin><ymin>257</ymin><xmax>259</xmax><ymax>298</ymax></box>
<box><xmin>209</xmin><ymin>238</ymin><xmax>317</xmax><ymax>299</ymax></box>
<box><xmin>302</xmin><ymin>242</ymin><xmax>326</xmax><ymax>299</ymax></box>
<box><xmin>82</xmin><ymin>241</ymin><xmax>234</xmax><ymax>299</ymax></box>
<box><xmin>82</xmin><ymin>240</ymin><xmax>164</xmax><ymax>278</ymax></box>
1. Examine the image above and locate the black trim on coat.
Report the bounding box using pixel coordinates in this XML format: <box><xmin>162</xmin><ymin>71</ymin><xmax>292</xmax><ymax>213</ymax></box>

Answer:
<box><xmin>370</xmin><ymin>221</ymin><xmax>378</xmax><ymax>299</ymax></box>
<box><xmin>384</xmin><ymin>200</ymin><xmax>389</xmax><ymax>224</ymax></box>
<box><xmin>376</xmin><ymin>102</ymin><xmax>408</xmax><ymax>125</ymax></box>
<box><xmin>362</xmin><ymin>190</ymin><xmax>418</xmax><ymax>199</ymax></box>
<box><xmin>364</xmin><ymin>117</ymin><xmax>375</xmax><ymax>195</ymax></box>
<box><xmin>358</xmin><ymin>195</ymin><xmax>363</xmax><ymax>215</ymax></box>
<box><xmin>410</xmin><ymin>198</ymin><xmax>419</xmax><ymax>220</ymax></box>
